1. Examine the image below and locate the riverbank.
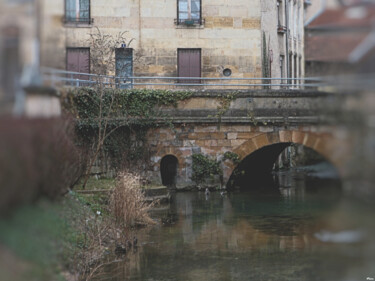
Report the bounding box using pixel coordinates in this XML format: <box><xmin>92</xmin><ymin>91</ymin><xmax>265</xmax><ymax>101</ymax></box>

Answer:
<box><xmin>0</xmin><ymin>174</ymin><xmax>159</xmax><ymax>281</ymax></box>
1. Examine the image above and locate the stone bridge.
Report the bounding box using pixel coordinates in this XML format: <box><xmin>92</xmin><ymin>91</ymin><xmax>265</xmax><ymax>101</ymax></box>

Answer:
<box><xmin>141</xmin><ymin>89</ymin><xmax>357</xmax><ymax>189</ymax></box>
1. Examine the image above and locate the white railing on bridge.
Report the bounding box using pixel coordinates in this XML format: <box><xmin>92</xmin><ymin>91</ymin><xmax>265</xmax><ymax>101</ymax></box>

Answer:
<box><xmin>41</xmin><ymin>67</ymin><xmax>324</xmax><ymax>90</ymax></box>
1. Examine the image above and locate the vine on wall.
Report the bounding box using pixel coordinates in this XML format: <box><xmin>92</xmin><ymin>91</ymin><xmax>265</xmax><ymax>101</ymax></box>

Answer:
<box><xmin>192</xmin><ymin>152</ymin><xmax>241</xmax><ymax>185</ymax></box>
<box><xmin>62</xmin><ymin>88</ymin><xmax>193</xmax><ymax>172</ymax></box>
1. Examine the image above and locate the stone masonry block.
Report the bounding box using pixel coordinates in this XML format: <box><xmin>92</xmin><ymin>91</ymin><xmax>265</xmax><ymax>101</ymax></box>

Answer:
<box><xmin>210</xmin><ymin>132</ymin><xmax>226</xmax><ymax>139</ymax></box>
<box><xmin>188</xmin><ymin>133</ymin><xmax>211</xmax><ymax>140</ymax></box>
<box><xmin>253</xmin><ymin>134</ymin><xmax>270</xmax><ymax>149</ymax></box>
<box><xmin>259</xmin><ymin>126</ymin><xmax>274</xmax><ymax>133</ymax></box>
<box><xmin>279</xmin><ymin>130</ymin><xmax>292</xmax><ymax>142</ymax></box>
<box><xmin>194</xmin><ymin>126</ymin><xmax>220</xmax><ymax>133</ymax></box>
<box><xmin>304</xmin><ymin>133</ymin><xmax>318</xmax><ymax>148</ymax></box>
<box><xmin>237</xmin><ymin>132</ymin><xmax>258</xmax><ymax>139</ymax></box>
<box><xmin>217</xmin><ymin>139</ymin><xmax>232</xmax><ymax>146</ymax></box>
<box><xmin>227</xmin><ymin>132</ymin><xmax>238</xmax><ymax>140</ymax></box>
<box><xmin>242</xmin><ymin>18</ymin><xmax>261</xmax><ymax>29</ymax></box>
<box><xmin>231</xmin><ymin>139</ymin><xmax>246</xmax><ymax>147</ymax></box>
<box><xmin>267</xmin><ymin>132</ymin><xmax>280</xmax><ymax>144</ymax></box>
<box><xmin>205</xmin><ymin>140</ymin><xmax>218</xmax><ymax>147</ymax></box>
<box><xmin>292</xmin><ymin>131</ymin><xmax>306</xmax><ymax>144</ymax></box>
<box><xmin>213</xmin><ymin>17</ymin><xmax>234</xmax><ymax>28</ymax></box>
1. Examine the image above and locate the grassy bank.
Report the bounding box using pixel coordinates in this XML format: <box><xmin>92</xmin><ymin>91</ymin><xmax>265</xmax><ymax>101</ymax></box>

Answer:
<box><xmin>0</xmin><ymin>175</ymin><xmax>155</xmax><ymax>281</ymax></box>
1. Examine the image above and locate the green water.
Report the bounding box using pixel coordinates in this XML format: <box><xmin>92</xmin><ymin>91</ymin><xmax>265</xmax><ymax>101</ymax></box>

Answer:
<box><xmin>104</xmin><ymin>175</ymin><xmax>375</xmax><ymax>281</ymax></box>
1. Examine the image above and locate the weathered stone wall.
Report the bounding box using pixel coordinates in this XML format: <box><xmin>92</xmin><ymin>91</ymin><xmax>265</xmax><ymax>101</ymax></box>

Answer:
<box><xmin>80</xmin><ymin>89</ymin><xmax>359</xmax><ymax>193</ymax></box>
<box><xmin>41</xmin><ymin>0</ymin><xmax>66</xmax><ymax>69</ymax></box>
<box><xmin>146</xmin><ymin>124</ymin><xmax>351</xmax><ymax>189</ymax></box>
<box><xmin>139</xmin><ymin>90</ymin><xmax>352</xmax><ymax>189</ymax></box>
<box><xmin>48</xmin><ymin>0</ymin><xmax>265</xmax><ymax>79</ymax></box>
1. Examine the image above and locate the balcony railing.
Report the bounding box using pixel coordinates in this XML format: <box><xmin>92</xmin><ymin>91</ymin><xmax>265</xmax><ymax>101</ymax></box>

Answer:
<box><xmin>41</xmin><ymin>68</ymin><xmax>324</xmax><ymax>90</ymax></box>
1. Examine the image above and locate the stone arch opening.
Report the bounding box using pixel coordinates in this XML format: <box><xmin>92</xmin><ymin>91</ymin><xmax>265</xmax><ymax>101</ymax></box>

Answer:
<box><xmin>228</xmin><ymin>143</ymin><xmax>290</xmax><ymax>189</ymax></box>
<box><xmin>160</xmin><ymin>155</ymin><xmax>178</xmax><ymax>187</ymax></box>
<box><xmin>227</xmin><ymin>142</ymin><xmax>341</xmax><ymax>191</ymax></box>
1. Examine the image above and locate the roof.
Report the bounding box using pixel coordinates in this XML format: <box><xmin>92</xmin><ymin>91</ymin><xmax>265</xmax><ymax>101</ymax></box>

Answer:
<box><xmin>308</xmin><ymin>5</ymin><xmax>375</xmax><ymax>29</ymax></box>
<box><xmin>306</xmin><ymin>4</ymin><xmax>375</xmax><ymax>62</ymax></box>
<box><xmin>305</xmin><ymin>32</ymin><xmax>368</xmax><ymax>62</ymax></box>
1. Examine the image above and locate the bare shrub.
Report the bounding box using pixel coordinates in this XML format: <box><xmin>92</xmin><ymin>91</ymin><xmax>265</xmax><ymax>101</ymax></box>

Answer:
<box><xmin>110</xmin><ymin>172</ymin><xmax>155</xmax><ymax>228</ymax></box>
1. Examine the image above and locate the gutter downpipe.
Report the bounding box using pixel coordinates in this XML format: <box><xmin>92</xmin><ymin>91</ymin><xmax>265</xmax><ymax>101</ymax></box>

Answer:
<box><xmin>285</xmin><ymin>0</ymin><xmax>290</xmax><ymax>83</ymax></box>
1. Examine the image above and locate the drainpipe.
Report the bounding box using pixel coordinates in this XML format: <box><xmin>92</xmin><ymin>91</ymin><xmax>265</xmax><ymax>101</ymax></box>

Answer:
<box><xmin>304</xmin><ymin>0</ymin><xmax>326</xmax><ymax>27</ymax></box>
<box><xmin>285</xmin><ymin>0</ymin><xmax>290</xmax><ymax>80</ymax></box>
<box><xmin>138</xmin><ymin>0</ymin><xmax>142</xmax><ymax>49</ymax></box>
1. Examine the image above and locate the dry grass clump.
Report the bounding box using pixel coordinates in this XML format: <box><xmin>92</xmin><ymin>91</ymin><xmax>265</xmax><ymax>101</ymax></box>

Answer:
<box><xmin>110</xmin><ymin>172</ymin><xmax>155</xmax><ymax>227</ymax></box>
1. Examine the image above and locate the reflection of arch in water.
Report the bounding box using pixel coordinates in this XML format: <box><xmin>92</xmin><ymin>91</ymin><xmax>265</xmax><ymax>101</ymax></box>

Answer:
<box><xmin>160</xmin><ymin>155</ymin><xmax>178</xmax><ymax>187</ymax></box>
<box><xmin>228</xmin><ymin>181</ymin><xmax>342</xmax><ymax>236</ymax></box>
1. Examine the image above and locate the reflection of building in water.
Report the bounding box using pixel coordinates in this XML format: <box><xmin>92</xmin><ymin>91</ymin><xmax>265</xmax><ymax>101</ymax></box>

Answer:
<box><xmin>171</xmin><ymin>193</ymin><xmax>321</xmax><ymax>253</ymax></box>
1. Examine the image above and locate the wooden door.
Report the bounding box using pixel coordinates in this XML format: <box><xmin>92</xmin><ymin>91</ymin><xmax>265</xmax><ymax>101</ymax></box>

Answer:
<box><xmin>178</xmin><ymin>49</ymin><xmax>201</xmax><ymax>84</ymax></box>
<box><xmin>66</xmin><ymin>48</ymin><xmax>90</xmax><ymax>85</ymax></box>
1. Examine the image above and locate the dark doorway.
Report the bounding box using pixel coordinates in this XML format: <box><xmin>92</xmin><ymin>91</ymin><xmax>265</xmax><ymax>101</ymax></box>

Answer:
<box><xmin>160</xmin><ymin>155</ymin><xmax>178</xmax><ymax>187</ymax></box>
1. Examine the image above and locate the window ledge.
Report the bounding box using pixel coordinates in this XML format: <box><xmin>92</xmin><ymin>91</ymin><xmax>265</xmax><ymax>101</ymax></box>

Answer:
<box><xmin>175</xmin><ymin>25</ymin><xmax>205</xmax><ymax>29</ymax></box>
<box><xmin>174</xmin><ymin>18</ymin><xmax>205</xmax><ymax>29</ymax></box>
<box><xmin>63</xmin><ymin>17</ymin><xmax>94</xmax><ymax>28</ymax></box>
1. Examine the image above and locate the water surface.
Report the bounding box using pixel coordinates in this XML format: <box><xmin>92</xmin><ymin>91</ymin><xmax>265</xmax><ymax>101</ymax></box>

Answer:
<box><xmin>105</xmin><ymin>173</ymin><xmax>375</xmax><ymax>281</ymax></box>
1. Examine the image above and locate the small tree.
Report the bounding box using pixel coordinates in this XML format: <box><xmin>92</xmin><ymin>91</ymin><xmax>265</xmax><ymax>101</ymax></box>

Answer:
<box><xmin>81</xmin><ymin>28</ymin><xmax>141</xmax><ymax>188</ymax></box>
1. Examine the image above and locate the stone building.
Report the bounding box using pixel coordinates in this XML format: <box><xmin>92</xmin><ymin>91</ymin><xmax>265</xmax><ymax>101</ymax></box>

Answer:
<box><xmin>0</xmin><ymin>0</ymin><xmax>61</xmax><ymax>116</ymax></box>
<box><xmin>39</xmin><ymin>0</ymin><xmax>308</xmax><ymax>88</ymax></box>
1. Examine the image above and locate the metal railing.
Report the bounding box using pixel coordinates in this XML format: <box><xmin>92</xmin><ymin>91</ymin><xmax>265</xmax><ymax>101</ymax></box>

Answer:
<box><xmin>41</xmin><ymin>67</ymin><xmax>324</xmax><ymax>90</ymax></box>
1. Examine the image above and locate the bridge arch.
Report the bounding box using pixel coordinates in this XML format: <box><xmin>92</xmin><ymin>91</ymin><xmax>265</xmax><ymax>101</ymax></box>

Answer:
<box><xmin>226</xmin><ymin>130</ymin><xmax>351</xmax><ymax>188</ymax></box>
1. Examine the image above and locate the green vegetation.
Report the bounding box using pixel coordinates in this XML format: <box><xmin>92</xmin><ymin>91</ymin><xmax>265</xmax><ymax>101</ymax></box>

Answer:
<box><xmin>0</xmin><ymin>174</ymin><xmax>155</xmax><ymax>281</ymax></box>
<box><xmin>192</xmin><ymin>154</ymin><xmax>223</xmax><ymax>185</ymax></box>
<box><xmin>192</xmin><ymin>152</ymin><xmax>241</xmax><ymax>185</ymax></box>
<box><xmin>0</xmin><ymin>201</ymin><xmax>74</xmax><ymax>281</ymax></box>
<box><xmin>75</xmin><ymin>177</ymin><xmax>115</xmax><ymax>191</ymax></box>
<box><xmin>63</xmin><ymin>88</ymin><xmax>193</xmax><ymax>172</ymax></box>
<box><xmin>223</xmin><ymin>151</ymin><xmax>240</xmax><ymax>165</ymax></box>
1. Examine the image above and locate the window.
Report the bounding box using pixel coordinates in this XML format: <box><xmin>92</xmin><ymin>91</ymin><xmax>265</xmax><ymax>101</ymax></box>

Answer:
<box><xmin>65</xmin><ymin>0</ymin><xmax>91</xmax><ymax>23</ymax></box>
<box><xmin>177</xmin><ymin>0</ymin><xmax>202</xmax><ymax>25</ymax></box>
<box><xmin>178</xmin><ymin>49</ymin><xmax>201</xmax><ymax>84</ymax></box>
<box><xmin>66</xmin><ymin>48</ymin><xmax>90</xmax><ymax>85</ymax></box>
